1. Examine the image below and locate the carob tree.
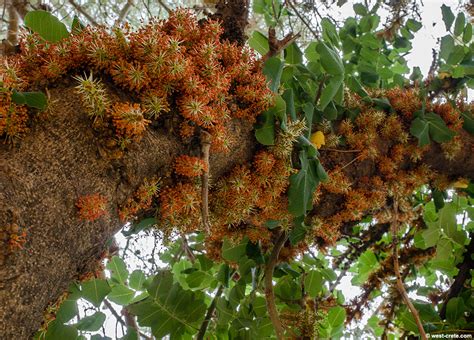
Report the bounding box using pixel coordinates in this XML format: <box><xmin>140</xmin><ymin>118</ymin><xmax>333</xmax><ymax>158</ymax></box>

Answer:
<box><xmin>0</xmin><ymin>1</ymin><xmax>473</xmax><ymax>339</ymax></box>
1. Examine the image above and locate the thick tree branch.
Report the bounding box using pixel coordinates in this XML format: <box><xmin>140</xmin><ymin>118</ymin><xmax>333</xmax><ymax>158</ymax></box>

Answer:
<box><xmin>264</xmin><ymin>230</ymin><xmax>288</xmax><ymax>340</ymax></box>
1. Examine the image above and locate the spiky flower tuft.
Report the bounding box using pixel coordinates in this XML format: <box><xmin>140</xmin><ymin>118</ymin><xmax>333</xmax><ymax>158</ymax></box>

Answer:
<box><xmin>74</xmin><ymin>72</ymin><xmax>110</xmax><ymax>122</ymax></box>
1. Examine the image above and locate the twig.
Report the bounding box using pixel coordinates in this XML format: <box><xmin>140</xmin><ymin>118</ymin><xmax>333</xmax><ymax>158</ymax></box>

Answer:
<box><xmin>286</xmin><ymin>0</ymin><xmax>318</xmax><ymax>39</ymax></box>
<box><xmin>339</xmin><ymin>153</ymin><xmax>363</xmax><ymax>171</ymax></box>
<box><xmin>319</xmin><ymin>148</ymin><xmax>361</xmax><ymax>153</ymax></box>
<box><xmin>181</xmin><ymin>235</ymin><xmax>196</xmax><ymax>264</ymax></box>
<box><xmin>196</xmin><ymin>285</ymin><xmax>224</xmax><ymax>340</ymax></box>
<box><xmin>103</xmin><ymin>300</ymin><xmax>153</xmax><ymax>339</ymax></box>
<box><xmin>264</xmin><ymin>230</ymin><xmax>288</xmax><ymax>340</ymax></box>
<box><xmin>200</xmin><ymin>130</ymin><xmax>212</xmax><ymax>233</ymax></box>
<box><xmin>262</xmin><ymin>27</ymin><xmax>301</xmax><ymax>62</ymax></box>
<box><xmin>68</xmin><ymin>0</ymin><xmax>99</xmax><ymax>26</ymax></box>
<box><xmin>116</xmin><ymin>0</ymin><xmax>134</xmax><ymax>24</ymax></box>
<box><xmin>156</xmin><ymin>0</ymin><xmax>171</xmax><ymax>14</ymax></box>
<box><xmin>391</xmin><ymin>200</ymin><xmax>427</xmax><ymax>340</ymax></box>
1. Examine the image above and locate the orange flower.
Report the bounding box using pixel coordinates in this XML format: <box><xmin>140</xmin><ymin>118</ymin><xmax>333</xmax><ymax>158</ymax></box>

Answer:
<box><xmin>76</xmin><ymin>194</ymin><xmax>108</xmax><ymax>222</ymax></box>
<box><xmin>174</xmin><ymin>155</ymin><xmax>207</xmax><ymax>177</ymax></box>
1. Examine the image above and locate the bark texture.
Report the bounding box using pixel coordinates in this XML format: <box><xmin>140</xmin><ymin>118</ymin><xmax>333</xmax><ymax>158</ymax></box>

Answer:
<box><xmin>0</xmin><ymin>86</ymin><xmax>256</xmax><ymax>339</ymax></box>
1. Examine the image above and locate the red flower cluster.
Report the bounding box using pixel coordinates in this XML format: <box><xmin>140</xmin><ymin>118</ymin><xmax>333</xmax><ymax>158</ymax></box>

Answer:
<box><xmin>76</xmin><ymin>194</ymin><xmax>108</xmax><ymax>222</ymax></box>
<box><xmin>174</xmin><ymin>155</ymin><xmax>208</xmax><ymax>177</ymax></box>
<box><xmin>4</xmin><ymin>10</ymin><xmax>273</xmax><ymax>150</ymax></box>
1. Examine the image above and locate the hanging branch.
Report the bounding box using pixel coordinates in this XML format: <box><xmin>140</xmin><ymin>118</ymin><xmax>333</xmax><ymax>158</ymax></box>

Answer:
<box><xmin>181</xmin><ymin>235</ymin><xmax>196</xmax><ymax>264</ymax></box>
<box><xmin>68</xmin><ymin>0</ymin><xmax>99</xmax><ymax>26</ymax></box>
<box><xmin>103</xmin><ymin>300</ymin><xmax>152</xmax><ymax>340</ymax></box>
<box><xmin>116</xmin><ymin>0</ymin><xmax>134</xmax><ymax>24</ymax></box>
<box><xmin>264</xmin><ymin>230</ymin><xmax>288</xmax><ymax>340</ymax></box>
<box><xmin>196</xmin><ymin>285</ymin><xmax>224</xmax><ymax>340</ymax></box>
<box><xmin>200</xmin><ymin>130</ymin><xmax>212</xmax><ymax>233</ymax></box>
<box><xmin>391</xmin><ymin>200</ymin><xmax>427</xmax><ymax>340</ymax></box>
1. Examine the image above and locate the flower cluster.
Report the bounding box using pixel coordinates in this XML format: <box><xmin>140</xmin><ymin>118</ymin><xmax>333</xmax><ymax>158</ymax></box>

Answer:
<box><xmin>174</xmin><ymin>155</ymin><xmax>208</xmax><ymax>177</ymax></box>
<box><xmin>76</xmin><ymin>194</ymin><xmax>108</xmax><ymax>222</ymax></box>
<box><xmin>0</xmin><ymin>223</ymin><xmax>27</xmax><ymax>265</ymax></box>
<box><xmin>119</xmin><ymin>177</ymin><xmax>161</xmax><ymax>222</ymax></box>
<box><xmin>6</xmin><ymin>10</ymin><xmax>273</xmax><ymax>151</ymax></box>
<box><xmin>111</xmin><ymin>102</ymin><xmax>150</xmax><ymax>145</ymax></box>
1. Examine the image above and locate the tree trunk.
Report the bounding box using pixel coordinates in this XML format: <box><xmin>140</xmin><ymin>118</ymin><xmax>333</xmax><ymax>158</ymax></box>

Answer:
<box><xmin>0</xmin><ymin>85</ymin><xmax>256</xmax><ymax>338</ymax></box>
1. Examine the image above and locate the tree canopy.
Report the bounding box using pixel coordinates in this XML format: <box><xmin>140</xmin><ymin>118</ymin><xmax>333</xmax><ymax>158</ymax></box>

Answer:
<box><xmin>0</xmin><ymin>1</ymin><xmax>473</xmax><ymax>339</ymax></box>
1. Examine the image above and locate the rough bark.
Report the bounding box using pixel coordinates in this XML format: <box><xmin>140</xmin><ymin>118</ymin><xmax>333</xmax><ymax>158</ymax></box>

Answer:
<box><xmin>0</xmin><ymin>86</ymin><xmax>256</xmax><ymax>339</ymax></box>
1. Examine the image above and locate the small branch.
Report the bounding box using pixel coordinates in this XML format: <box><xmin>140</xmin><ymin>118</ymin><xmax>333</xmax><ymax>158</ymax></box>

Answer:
<box><xmin>2</xmin><ymin>0</ymin><xmax>20</xmax><ymax>56</ymax></box>
<box><xmin>319</xmin><ymin>148</ymin><xmax>362</xmax><ymax>153</ymax></box>
<box><xmin>262</xmin><ymin>27</ymin><xmax>301</xmax><ymax>62</ymax></box>
<box><xmin>104</xmin><ymin>300</ymin><xmax>153</xmax><ymax>340</ymax></box>
<box><xmin>264</xmin><ymin>230</ymin><xmax>288</xmax><ymax>340</ymax></box>
<box><xmin>314</xmin><ymin>75</ymin><xmax>327</xmax><ymax>107</ymax></box>
<box><xmin>391</xmin><ymin>200</ymin><xmax>427</xmax><ymax>340</ymax></box>
<box><xmin>196</xmin><ymin>285</ymin><xmax>224</xmax><ymax>340</ymax></box>
<box><xmin>286</xmin><ymin>0</ymin><xmax>318</xmax><ymax>39</ymax></box>
<box><xmin>116</xmin><ymin>0</ymin><xmax>134</xmax><ymax>24</ymax></box>
<box><xmin>200</xmin><ymin>130</ymin><xmax>212</xmax><ymax>233</ymax></box>
<box><xmin>68</xmin><ymin>0</ymin><xmax>99</xmax><ymax>26</ymax></box>
<box><xmin>181</xmin><ymin>235</ymin><xmax>196</xmax><ymax>264</ymax></box>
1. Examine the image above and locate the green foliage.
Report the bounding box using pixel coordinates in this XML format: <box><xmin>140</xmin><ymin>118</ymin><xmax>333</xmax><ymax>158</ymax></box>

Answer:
<box><xmin>11</xmin><ymin>90</ymin><xmax>47</xmax><ymax>110</ymax></box>
<box><xmin>24</xmin><ymin>10</ymin><xmax>70</xmax><ymax>42</ymax></box>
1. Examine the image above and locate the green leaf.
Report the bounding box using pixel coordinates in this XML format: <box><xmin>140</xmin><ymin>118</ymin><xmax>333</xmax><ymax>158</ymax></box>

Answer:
<box><xmin>75</xmin><ymin>312</ymin><xmax>106</xmax><ymax>331</ymax></box>
<box><xmin>129</xmin><ymin>271</ymin><xmax>207</xmax><ymax>339</ymax></box>
<box><xmin>222</xmin><ymin>237</ymin><xmax>249</xmax><ymax>262</ymax></box>
<box><xmin>318</xmin><ymin>75</ymin><xmax>344</xmax><ymax>110</ymax></box>
<box><xmin>463</xmin><ymin>23</ymin><xmax>473</xmax><ymax>43</ymax></box>
<box><xmin>123</xmin><ymin>217</ymin><xmax>156</xmax><ymax>236</ymax></box>
<box><xmin>328</xmin><ymin>306</ymin><xmax>346</xmax><ymax>328</ymax></box>
<box><xmin>316</xmin><ymin>42</ymin><xmax>344</xmax><ymax>75</ymax></box>
<box><xmin>421</xmin><ymin>226</ymin><xmax>440</xmax><ymax>248</ymax></box>
<box><xmin>120</xmin><ymin>328</ymin><xmax>139</xmax><ymax>340</ymax></box>
<box><xmin>71</xmin><ymin>15</ymin><xmax>85</xmax><ymax>34</ymax></box>
<box><xmin>454</xmin><ymin>13</ymin><xmax>466</xmax><ymax>37</ymax></box>
<box><xmin>55</xmin><ymin>299</ymin><xmax>78</xmax><ymax>323</ymax></box>
<box><xmin>284</xmin><ymin>42</ymin><xmax>303</xmax><ymax>64</ymax></box>
<box><xmin>248</xmin><ymin>31</ymin><xmax>269</xmax><ymax>55</ymax></box>
<box><xmin>321</xmin><ymin>18</ymin><xmax>340</xmax><ymax>46</ymax></box>
<box><xmin>425</xmin><ymin>112</ymin><xmax>456</xmax><ymax>143</ymax></box>
<box><xmin>461</xmin><ymin>110</ymin><xmax>474</xmax><ymax>134</ymax></box>
<box><xmin>24</xmin><ymin>10</ymin><xmax>70</xmax><ymax>43</ymax></box>
<box><xmin>288</xmin><ymin>151</ymin><xmax>319</xmax><ymax>216</ymax></box>
<box><xmin>406</xmin><ymin>19</ymin><xmax>422</xmax><ymax>32</ymax></box>
<box><xmin>255</xmin><ymin>109</ymin><xmax>275</xmax><ymax>145</ymax></box>
<box><xmin>305</xmin><ymin>270</ymin><xmax>323</xmax><ymax>298</ymax></box>
<box><xmin>446</xmin><ymin>297</ymin><xmax>465</xmax><ymax>324</ymax></box>
<box><xmin>106</xmin><ymin>256</ymin><xmax>129</xmax><ymax>285</ymax></box>
<box><xmin>441</xmin><ymin>5</ymin><xmax>455</xmax><ymax>31</ymax></box>
<box><xmin>440</xmin><ymin>35</ymin><xmax>455</xmax><ymax>61</ymax></box>
<box><xmin>353</xmin><ymin>3</ymin><xmax>367</xmax><ymax>16</ymax></box>
<box><xmin>44</xmin><ymin>320</ymin><xmax>78</xmax><ymax>340</ymax></box>
<box><xmin>447</xmin><ymin>45</ymin><xmax>465</xmax><ymax>65</ymax></box>
<box><xmin>263</xmin><ymin>57</ymin><xmax>284</xmax><ymax>92</ymax></box>
<box><xmin>11</xmin><ymin>90</ymin><xmax>48</xmax><ymax>110</ymax></box>
<box><xmin>81</xmin><ymin>279</ymin><xmax>111</xmax><ymax>307</ymax></box>
<box><xmin>289</xmin><ymin>217</ymin><xmax>307</xmax><ymax>245</ymax></box>
<box><xmin>410</xmin><ymin>118</ymin><xmax>430</xmax><ymax>146</ymax></box>
<box><xmin>129</xmin><ymin>270</ymin><xmax>146</xmax><ymax>290</ymax></box>
<box><xmin>107</xmin><ymin>284</ymin><xmax>134</xmax><ymax>305</ymax></box>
